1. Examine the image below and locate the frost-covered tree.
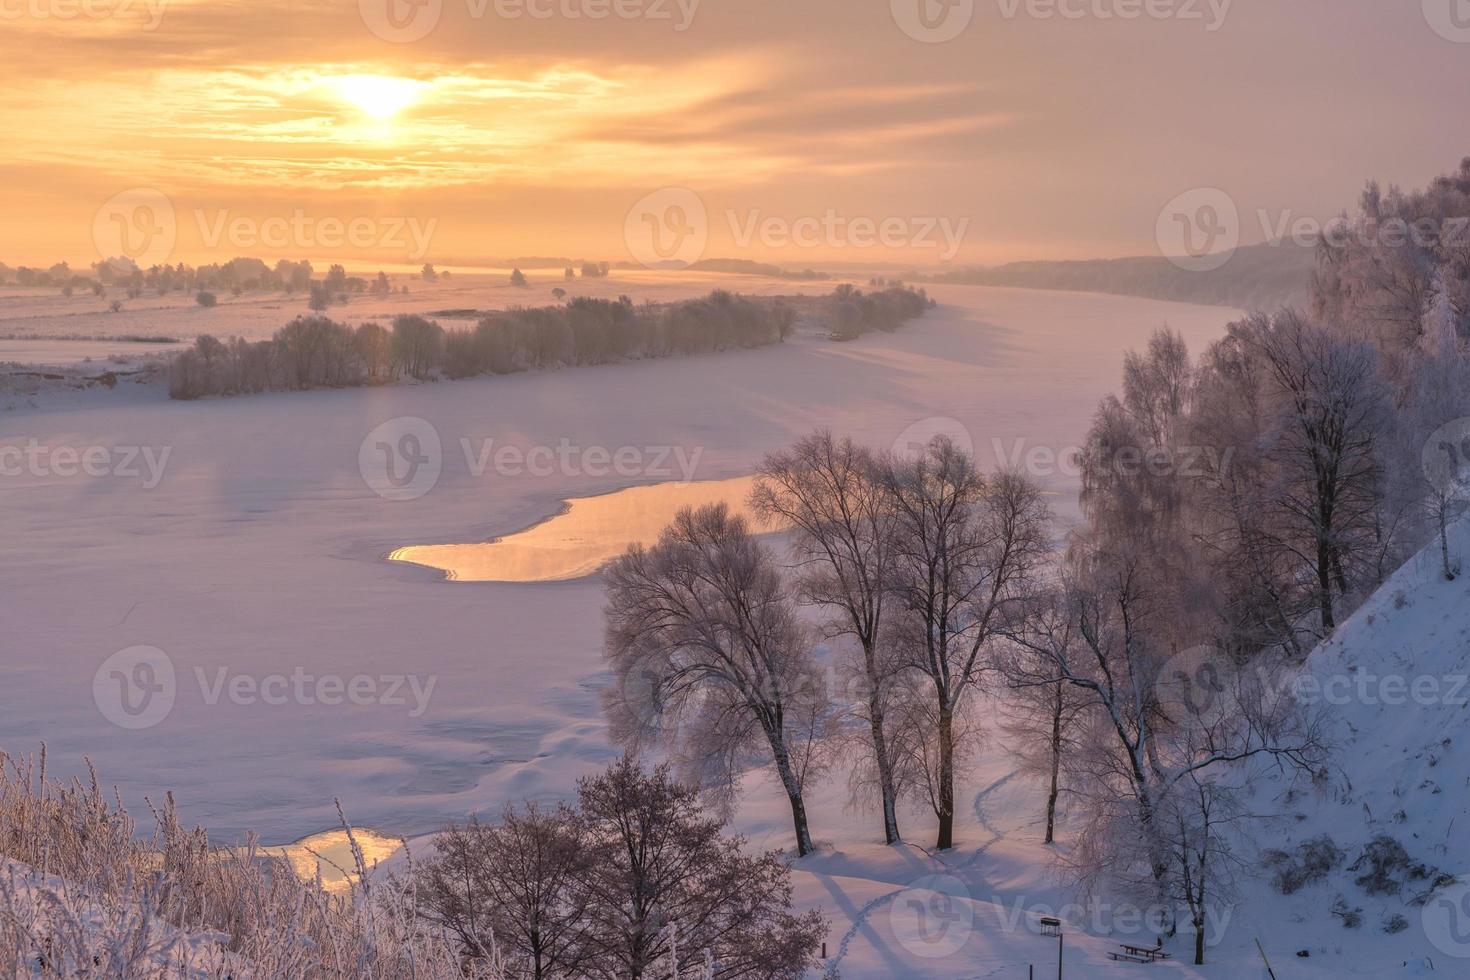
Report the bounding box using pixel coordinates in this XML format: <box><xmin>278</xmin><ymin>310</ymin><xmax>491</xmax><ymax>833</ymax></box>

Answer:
<box><xmin>573</xmin><ymin>758</ymin><xmax>825</xmax><ymax>980</ymax></box>
<box><xmin>417</xmin><ymin>804</ymin><xmax>590</xmax><ymax>979</ymax></box>
<box><xmin>1013</xmin><ymin>542</ymin><xmax>1323</xmax><ymax>938</ymax></box>
<box><xmin>882</xmin><ymin>439</ymin><xmax>1051</xmax><ymax>850</ymax></box>
<box><xmin>1244</xmin><ymin>311</ymin><xmax>1393</xmax><ymax>632</ymax></box>
<box><xmin>752</xmin><ymin>431</ymin><xmax>905</xmax><ymax>845</ymax></box>
<box><xmin>602</xmin><ymin>505</ymin><xmax>831</xmax><ymax>856</ymax></box>
<box><xmin>996</xmin><ymin>595</ymin><xmax>1090</xmax><ymax>845</ymax></box>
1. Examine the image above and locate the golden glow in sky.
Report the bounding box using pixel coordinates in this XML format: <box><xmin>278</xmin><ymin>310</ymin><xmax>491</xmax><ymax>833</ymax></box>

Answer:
<box><xmin>0</xmin><ymin>0</ymin><xmax>1465</xmax><ymax>266</ymax></box>
<box><xmin>330</xmin><ymin>75</ymin><xmax>424</xmax><ymax>121</ymax></box>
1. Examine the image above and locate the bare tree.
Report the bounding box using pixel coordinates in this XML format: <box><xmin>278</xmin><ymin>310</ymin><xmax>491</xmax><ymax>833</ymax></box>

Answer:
<box><xmin>1158</xmin><ymin>771</ymin><xmax>1248</xmax><ymax>965</ymax></box>
<box><xmin>416</xmin><ymin>804</ymin><xmax>590</xmax><ymax>979</ymax></box>
<box><xmin>752</xmin><ymin>431</ymin><xmax>904</xmax><ymax>845</ymax></box>
<box><xmin>602</xmin><ymin>504</ymin><xmax>831</xmax><ymax>856</ymax></box>
<box><xmin>573</xmin><ymin>758</ymin><xmax>825</xmax><ymax>980</ymax></box>
<box><xmin>996</xmin><ymin>596</ymin><xmax>1090</xmax><ymax>845</ymax></box>
<box><xmin>881</xmin><ymin>439</ymin><xmax>1052</xmax><ymax>850</ymax></box>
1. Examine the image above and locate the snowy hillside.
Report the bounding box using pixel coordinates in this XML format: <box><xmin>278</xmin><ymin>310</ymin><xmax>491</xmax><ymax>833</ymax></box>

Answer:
<box><xmin>1226</xmin><ymin>516</ymin><xmax>1470</xmax><ymax>975</ymax></box>
<box><xmin>765</xmin><ymin>519</ymin><xmax>1470</xmax><ymax>980</ymax></box>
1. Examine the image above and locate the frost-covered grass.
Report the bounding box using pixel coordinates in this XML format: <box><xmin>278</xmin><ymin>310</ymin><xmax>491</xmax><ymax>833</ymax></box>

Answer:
<box><xmin>0</xmin><ymin>749</ymin><xmax>500</xmax><ymax>979</ymax></box>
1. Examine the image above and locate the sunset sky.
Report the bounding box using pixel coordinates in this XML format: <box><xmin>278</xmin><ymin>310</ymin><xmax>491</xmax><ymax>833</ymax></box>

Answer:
<box><xmin>3</xmin><ymin>0</ymin><xmax>1469</xmax><ymax>269</ymax></box>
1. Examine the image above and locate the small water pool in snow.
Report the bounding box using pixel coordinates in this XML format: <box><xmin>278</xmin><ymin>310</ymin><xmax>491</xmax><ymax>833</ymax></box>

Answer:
<box><xmin>261</xmin><ymin>827</ymin><xmax>405</xmax><ymax>894</ymax></box>
<box><xmin>389</xmin><ymin>476</ymin><xmax>770</xmax><ymax>583</ymax></box>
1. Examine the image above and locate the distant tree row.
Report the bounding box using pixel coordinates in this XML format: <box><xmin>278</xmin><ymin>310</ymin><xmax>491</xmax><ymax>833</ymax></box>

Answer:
<box><xmin>0</xmin><ymin>257</ymin><xmax>395</xmax><ymax>304</ymax></box>
<box><xmin>827</xmin><ymin>283</ymin><xmax>934</xmax><ymax>339</ymax></box>
<box><xmin>168</xmin><ymin>287</ymin><xmax>930</xmax><ymax>400</ymax></box>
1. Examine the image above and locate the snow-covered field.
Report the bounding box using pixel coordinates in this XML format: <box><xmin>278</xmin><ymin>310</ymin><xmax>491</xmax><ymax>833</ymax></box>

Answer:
<box><xmin>13</xmin><ymin>276</ymin><xmax>1387</xmax><ymax>976</ymax></box>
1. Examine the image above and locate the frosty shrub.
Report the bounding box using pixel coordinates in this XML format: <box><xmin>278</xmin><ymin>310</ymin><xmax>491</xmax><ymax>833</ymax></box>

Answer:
<box><xmin>0</xmin><ymin>747</ymin><xmax>502</xmax><ymax>979</ymax></box>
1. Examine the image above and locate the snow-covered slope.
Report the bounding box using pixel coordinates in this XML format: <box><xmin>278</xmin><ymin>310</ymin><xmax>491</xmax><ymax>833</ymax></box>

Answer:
<box><xmin>768</xmin><ymin>520</ymin><xmax>1470</xmax><ymax>979</ymax></box>
<box><xmin>1223</xmin><ymin>517</ymin><xmax>1470</xmax><ymax>976</ymax></box>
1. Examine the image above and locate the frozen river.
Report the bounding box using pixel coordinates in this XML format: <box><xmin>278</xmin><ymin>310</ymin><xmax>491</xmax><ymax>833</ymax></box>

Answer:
<box><xmin>0</xmin><ymin>283</ymin><xmax>1237</xmax><ymax>847</ymax></box>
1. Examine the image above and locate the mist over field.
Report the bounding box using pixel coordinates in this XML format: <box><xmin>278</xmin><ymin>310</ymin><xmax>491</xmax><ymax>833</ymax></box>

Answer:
<box><xmin>4</xmin><ymin>3</ymin><xmax>1470</xmax><ymax>978</ymax></box>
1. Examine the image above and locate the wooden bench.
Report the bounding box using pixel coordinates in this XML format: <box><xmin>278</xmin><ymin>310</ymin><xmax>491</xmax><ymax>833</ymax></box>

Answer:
<box><xmin>1108</xmin><ymin>950</ymin><xmax>1152</xmax><ymax>964</ymax></box>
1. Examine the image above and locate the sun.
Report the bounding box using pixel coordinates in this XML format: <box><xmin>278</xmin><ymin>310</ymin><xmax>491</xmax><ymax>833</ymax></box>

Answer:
<box><xmin>331</xmin><ymin>74</ymin><xmax>423</xmax><ymax>121</ymax></box>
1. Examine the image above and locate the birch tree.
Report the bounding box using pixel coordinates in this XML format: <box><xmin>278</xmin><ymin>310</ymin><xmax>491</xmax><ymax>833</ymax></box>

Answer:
<box><xmin>752</xmin><ymin>431</ymin><xmax>904</xmax><ymax>844</ymax></box>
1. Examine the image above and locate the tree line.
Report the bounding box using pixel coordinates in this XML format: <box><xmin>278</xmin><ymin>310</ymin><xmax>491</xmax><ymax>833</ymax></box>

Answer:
<box><xmin>168</xmin><ymin>286</ymin><xmax>933</xmax><ymax>400</ymax></box>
